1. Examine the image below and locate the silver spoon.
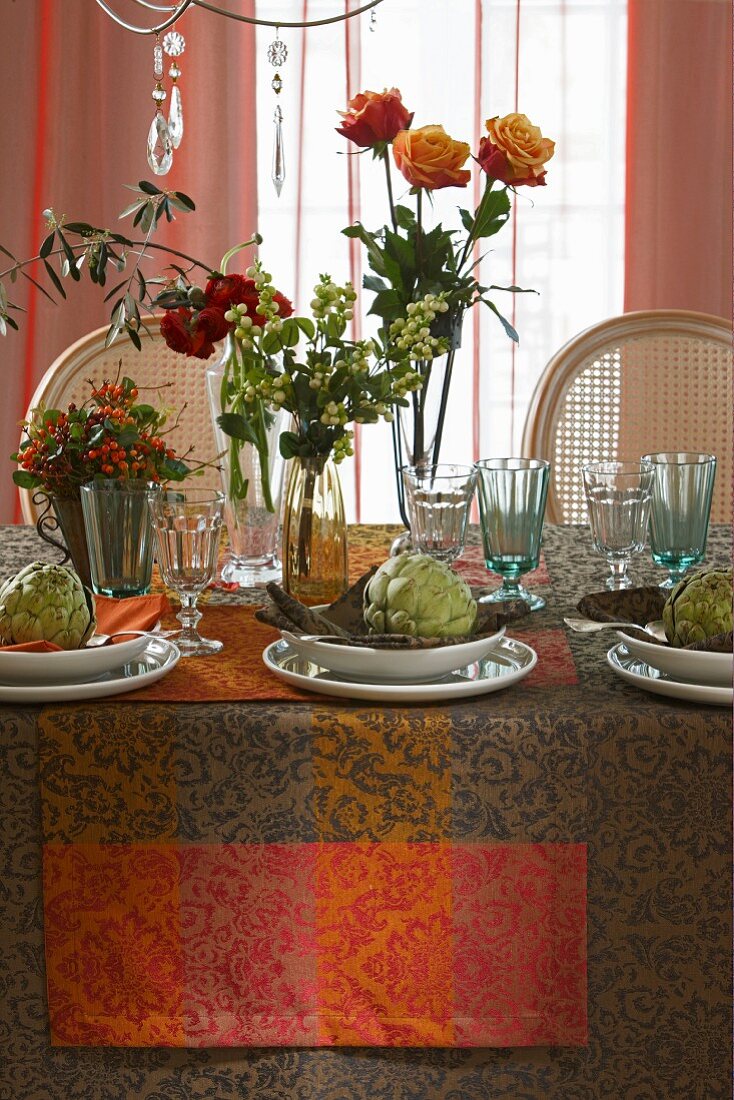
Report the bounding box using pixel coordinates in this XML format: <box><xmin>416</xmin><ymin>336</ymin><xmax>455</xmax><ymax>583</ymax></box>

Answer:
<box><xmin>564</xmin><ymin>617</ymin><xmax>666</xmax><ymax>641</ymax></box>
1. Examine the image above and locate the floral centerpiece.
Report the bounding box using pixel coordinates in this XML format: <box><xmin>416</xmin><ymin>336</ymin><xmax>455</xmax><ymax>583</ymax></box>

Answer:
<box><xmin>157</xmin><ymin>257</ymin><xmax>423</xmax><ymax>601</ymax></box>
<box><xmin>12</xmin><ymin>373</ymin><xmax>198</xmax><ymax>585</ymax></box>
<box><xmin>336</xmin><ymin>88</ymin><xmax>554</xmax><ymax>525</ymax></box>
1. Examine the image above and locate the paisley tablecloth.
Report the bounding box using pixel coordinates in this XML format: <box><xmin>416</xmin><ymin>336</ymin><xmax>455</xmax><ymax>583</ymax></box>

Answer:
<box><xmin>1</xmin><ymin>524</ymin><xmax>731</xmax><ymax>1097</ymax></box>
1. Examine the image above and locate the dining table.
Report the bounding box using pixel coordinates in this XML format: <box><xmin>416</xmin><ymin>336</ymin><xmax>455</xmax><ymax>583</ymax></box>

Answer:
<box><xmin>1</xmin><ymin>521</ymin><xmax>730</xmax><ymax>1099</ymax></box>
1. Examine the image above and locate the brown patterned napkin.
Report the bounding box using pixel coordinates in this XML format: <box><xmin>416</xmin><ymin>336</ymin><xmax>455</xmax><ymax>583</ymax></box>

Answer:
<box><xmin>256</xmin><ymin>571</ymin><xmax>530</xmax><ymax>650</ymax></box>
<box><xmin>575</xmin><ymin>588</ymin><xmax>732</xmax><ymax>653</ymax></box>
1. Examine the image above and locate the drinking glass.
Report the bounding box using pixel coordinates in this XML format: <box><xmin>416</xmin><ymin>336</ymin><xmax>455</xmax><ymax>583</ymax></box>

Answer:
<box><xmin>642</xmin><ymin>452</ymin><xmax>716</xmax><ymax>589</ymax></box>
<box><xmin>474</xmin><ymin>458</ymin><xmax>550</xmax><ymax>611</ymax></box>
<box><xmin>148</xmin><ymin>488</ymin><xmax>225</xmax><ymax>656</ymax></box>
<box><xmin>582</xmin><ymin>460</ymin><xmax>654</xmax><ymax>590</ymax></box>
<box><xmin>402</xmin><ymin>464</ymin><xmax>478</xmax><ymax>562</ymax></box>
<box><xmin>80</xmin><ymin>480</ymin><xmax>159</xmax><ymax>597</ymax></box>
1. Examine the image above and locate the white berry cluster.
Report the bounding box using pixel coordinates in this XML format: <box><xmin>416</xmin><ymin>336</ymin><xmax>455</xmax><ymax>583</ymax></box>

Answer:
<box><xmin>309</xmin><ymin>275</ymin><xmax>357</xmax><ymax>322</ymax></box>
<box><xmin>389</xmin><ymin>293</ymin><xmax>450</xmax><ymax>361</ymax></box>
<box><xmin>332</xmin><ymin>430</ymin><xmax>355</xmax><ymax>464</ymax></box>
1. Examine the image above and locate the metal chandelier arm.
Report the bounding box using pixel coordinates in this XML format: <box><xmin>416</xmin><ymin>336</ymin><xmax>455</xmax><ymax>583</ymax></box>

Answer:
<box><xmin>92</xmin><ymin>0</ymin><xmax>194</xmax><ymax>34</ymax></box>
<box><xmin>94</xmin><ymin>0</ymin><xmax>385</xmax><ymax>34</ymax></box>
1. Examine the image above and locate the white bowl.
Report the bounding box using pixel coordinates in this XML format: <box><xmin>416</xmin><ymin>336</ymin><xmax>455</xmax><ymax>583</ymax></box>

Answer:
<box><xmin>0</xmin><ymin>632</ymin><xmax>151</xmax><ymax>685</ymax></box>
<box><xmin>617</xmin><ymin>630</ymin><xmax>732</xmax><ymax>687</ymax></box>
<box><xmin>280</xmin><ymin>627</ymin><xmax>506</xmax><ymax>683</ymax></box>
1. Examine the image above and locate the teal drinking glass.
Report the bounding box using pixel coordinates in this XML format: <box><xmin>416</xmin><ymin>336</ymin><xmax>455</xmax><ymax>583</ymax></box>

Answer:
<box><xmin>80</xmin><ymin>480</ymin><xmax>160</xmax><ymax>597</ymax></box>
<box><xmin>474</xmin><ymin>458</ymin><xmax>550</xmax><ymax>611</ymax></box>
<box><xmin>642</xmin><ymin>452</ymin><xmax>717</xmax><ymax>589</ymax></box>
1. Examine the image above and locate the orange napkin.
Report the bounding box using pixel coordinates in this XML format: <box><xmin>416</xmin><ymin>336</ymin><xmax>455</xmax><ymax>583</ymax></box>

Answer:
<box><xmin>94</xmin><ymin>593</ymin><xmax>172</xmax><ymax>639</ymax></box>
<box><xmin>0</xmin><ymin>639</ymin><xmax>63</xmax><ymax>653</ymax></box>
<box><xmin>0</xmin><ymin>593</ymin><xmax>172</xmax><ymax>652</ymax></box>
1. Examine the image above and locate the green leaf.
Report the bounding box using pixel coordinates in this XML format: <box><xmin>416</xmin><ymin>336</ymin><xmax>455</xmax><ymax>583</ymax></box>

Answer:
<box><xmin>168</xmin><ymin>191</ymin><xmax>196</xmax><ymax>212</ymax></box>
<box><xmin>394</xmin><ymin>205</ymin><xmax>416</xmax><ymax>230</ymax></box>
<box><xmin>12</xmin><ymin>470</ymin><xmax>39</xmax><ymax>489</ymax></box>
<box><xmin>280</xmin><ymin>318</ymin><xmax>300</xmax><ymax>347</ymax></box>
<box><xmin>459</xmin><ymin>208</ymin><xmax>474</xmax><ymax>234</ymax></box>
<box><xmin>63</xmin><ymin>222</ymin><xmax>94</xmax><ymax>235</ymax></box>
<box><xmin>4</xmin><ymin>315</ymin><xmax>18</xmax><ymax>331</ymax></box>
<box><xmin>472</xmin><ymin>186</ymin><xmax>511</xmax><ymax>239</ymax></box>
<box><xmin>160</xmin><ymin>457</ymin><xmax>190</xmax><ymax>481</ymax></box>
<box><xmin>483</xmin><ymin>299</ymin><xmax>519</xmax><ymax>342</ymax></box>
<box><xmin>138</xmin><ymin>180</ymin><xmax>161</xmax><ymax>196</ymax></box>
<box><xmin>486</xmin><ymin>283</ymin><xmax>537</xmax><ymax>294</ymax></box>
<box><xmin>39</xmin><ymin>231</ymin><xmax>55</xmax><ymax>259</ymax></box>
<box><xmin>362</xmin><ymin>274</ymin><xmax>388</xmax><ymax>293</ymax></box>
<box><xmin>126</xmin><ymin>322</ymin><xmax>142</xmax><ymax>351</ymax></box>
<box><xmin>118</xmin><ymin>199</ymin><xmax>145</xmax><ymax>220</ymax></box>
<box><xmin>217</xmin><ymin>412</ymin><xmax>260</xmax><ymax>445</ymax></box>
<box><xmin>136</xmin><ymin>269</ymin><xmax>147</xmax><ymax>302</ymax></box>
<box><xmin>295</xmin><ymin>317</ymin><xmax>316</xmax><ymax>340</ymax></box>
<box><xmin>103</xmin><ymin>279</ymin><xmax>127</xmax><ymax>303</ymax></box>
<box><xmin>278</xmin><ymin>431</ymin><xmax>301</xmax><ymax>459</ymax></box>
<box><xmin>43</xmin><ymin>259</ymin><xmax>66</xmax><ymax>299</ymax></box>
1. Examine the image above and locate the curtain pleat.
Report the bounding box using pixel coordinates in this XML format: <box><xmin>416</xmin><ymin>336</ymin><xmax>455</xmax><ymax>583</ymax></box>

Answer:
<box><xmin>624</xmin><ymin>0</ymin><xmax>731</xmax><ymax>318</ymax></box>
<box><xmin>1</xmin><ymin>0</ymin><xmax>258</xmax><ymax>523</ymax></box>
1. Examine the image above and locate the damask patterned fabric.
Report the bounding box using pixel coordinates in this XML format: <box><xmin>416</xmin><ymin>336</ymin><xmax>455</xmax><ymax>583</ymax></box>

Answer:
<box><xmin>38</xmin><ymin>528</ymin><xmax>586</xmax><ymax>1048</ymax></box>
<box><xmin>2</xmin><ymin>524</ymin><xmax>731</xmax><ymax>1096</ymax></box>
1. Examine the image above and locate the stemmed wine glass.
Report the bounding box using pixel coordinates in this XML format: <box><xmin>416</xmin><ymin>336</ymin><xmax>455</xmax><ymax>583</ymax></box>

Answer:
<box><xmin>148</xmin><ymin>488</ymin><xmax>225</xmax><ymax>656</ymax></box>
<box><xmin>582</xmin><ymin>460</ymin><xmax>654</xmax><ymax>590</ymax></box>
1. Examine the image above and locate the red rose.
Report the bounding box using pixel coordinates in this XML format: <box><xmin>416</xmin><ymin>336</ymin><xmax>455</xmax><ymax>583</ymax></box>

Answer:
<box><xmin>336</xmin><ymin>88</ymin><xmax>414</xmax><ymax>148</ymax></box>
<box><xmin>160</xmin><ymin>308</ymin><xmax>194</xmax><ymax>355</ymax></box>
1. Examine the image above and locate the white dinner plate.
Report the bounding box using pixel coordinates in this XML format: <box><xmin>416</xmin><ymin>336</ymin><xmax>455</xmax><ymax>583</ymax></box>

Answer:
<box><xmin>607</xmin><ymin>643</ymin><xmax>732</xmax><ymax>707</ymax></box>
<box><xmin>0</xmin><ymin>632</ymin><xmax>151</xmax><ymax>686</ymax></box>
<box><xmin>280</xmin><ymin>627</ymin><xmax>506</xmax><ymax>683</ymax></box>
<box><xmin>263</xmin><ymin>635</ymin><xmax>537</xmax><ymax>702</ymax></box>
<box><xmin>0</xmin><ymin>637</ymin><xmax>180</xmax><ymax>703</ymax></box>
<box><xmin>617</xmin><ymin>629</ymin><xmax>732</xmax><ymax>687</ymax></box>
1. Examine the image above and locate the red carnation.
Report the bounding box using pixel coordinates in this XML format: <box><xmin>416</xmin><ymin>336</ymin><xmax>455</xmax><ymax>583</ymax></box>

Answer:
<box><xmin>205</xmin><ymin>273</ymin><xmax>252</xmax><ymax>311</ymax></box>
<box><xmin>197</xmin><ymin>306</ymin><xmax>231</xmax><ymax>343</ymax></box>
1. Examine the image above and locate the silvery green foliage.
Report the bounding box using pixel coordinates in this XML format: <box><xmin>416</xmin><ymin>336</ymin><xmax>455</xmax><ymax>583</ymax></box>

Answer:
<box><xmin>363</xmin><ymin>552</ymin><xmax>477</xmax><ymax>638</ymax></box>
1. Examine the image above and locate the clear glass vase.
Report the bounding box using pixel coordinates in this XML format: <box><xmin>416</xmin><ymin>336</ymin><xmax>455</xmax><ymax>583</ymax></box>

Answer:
<box><xmin>282</xmin><ymin>456</ymin><xmax>349</xmax><ymax>606</ymax></box>
<box><xmin>206</xmin><ymin>334</ymin><xmax>285</xmax><ymax>587</ymax></box>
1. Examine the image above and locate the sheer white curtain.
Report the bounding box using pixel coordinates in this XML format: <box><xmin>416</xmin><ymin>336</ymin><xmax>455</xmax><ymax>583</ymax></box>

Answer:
<box><xmin>255</xmin><ymin>0</ymin><xmax>626</xmax><ymax>522</ymax></box>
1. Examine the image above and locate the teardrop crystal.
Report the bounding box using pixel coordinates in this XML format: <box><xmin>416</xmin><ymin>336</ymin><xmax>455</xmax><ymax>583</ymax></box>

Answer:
<box><xmin>168</xmin><ymin>84</ymin><xmax>184</xmax><ymax>148</ymax></box>
<box><xmin>147</xmin><ymin>112</ymin><xmax>173</xmax><ymax>175</ymax></box>
<box><xmin>272</xmin><ymin>105</ymin><xmax>285</xmax><ymax>197</ymax></box>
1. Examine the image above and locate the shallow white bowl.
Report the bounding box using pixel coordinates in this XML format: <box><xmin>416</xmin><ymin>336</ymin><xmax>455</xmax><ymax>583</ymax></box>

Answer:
<box><xmin>280</xmin><ymin>627</ymin><xmax>506</xmax><ymax>683</ymax></box>
<box><xmin>617</xmin><ymin>630</ymin><xmax>732</xmax><ymax>687</ymax></box>
<box><xmin>0</xmin><ymin>632</ymin><xmax>152</xmax><ymax>686</ymax></box>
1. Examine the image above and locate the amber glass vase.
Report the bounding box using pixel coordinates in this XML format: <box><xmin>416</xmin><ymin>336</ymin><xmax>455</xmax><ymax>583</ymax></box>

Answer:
<box><xmin>282</xmin><ymin>456</ymin><xmax>348</xmax><ymax>605</ymax></box>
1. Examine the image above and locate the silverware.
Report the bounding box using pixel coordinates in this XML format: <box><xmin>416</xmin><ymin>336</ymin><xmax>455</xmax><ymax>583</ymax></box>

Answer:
<box><xmin>86</xmin><ymin>629</ymin><xmax>176</xmax><ymax>647</ymax></box>
<box><xmin>281</xmin><ymin>629</ymin><xmax>348</xmax><ymax>646</ymax></box>
<box><xmin>564</xmin><ymin>617</ymin><xmax>666</xmax><ymax>640</ymax></box>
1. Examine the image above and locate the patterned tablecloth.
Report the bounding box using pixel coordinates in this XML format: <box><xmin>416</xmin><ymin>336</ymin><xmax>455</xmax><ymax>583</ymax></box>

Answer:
<box><xmin>1</xmin><ymin>524</ymin><xmax>731</xmax><ymax>1098</ymax></box>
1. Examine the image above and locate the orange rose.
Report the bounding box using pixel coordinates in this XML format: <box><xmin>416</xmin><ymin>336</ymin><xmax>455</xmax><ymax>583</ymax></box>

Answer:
<box><xmin>477</xmin><ymin>113</ymin><xmax>555</xmax><ymax>187</ymax></box>
<box><xmin>392</xmin><ymin>125</ymin><xmax>471</xmax><ymax>191</ymax></box>
<box><xmin>336</xmin><ymin>87</ymin><xmax>413</xmax><ymax>148</ymax></box>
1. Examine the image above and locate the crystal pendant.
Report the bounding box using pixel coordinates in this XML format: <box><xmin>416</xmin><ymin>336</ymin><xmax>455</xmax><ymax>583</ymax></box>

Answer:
<box><xmin>168</xmin><ymin>84</ymin><xmax>184</xmax><ymax>148</ymax></box>
<box><xmin>153</xmin><ymin>42</ymin><xmax>164</xmax><ymax>79</ymax></box>
<box><xmin>272</xmin><ymin>105</ymin><xmax>285</xmax><ymax>196</ymax></box>
<box><xmin>147</xmin><ymin>111</ymin><xmax>173</xmax><ymax>175</ymax></box>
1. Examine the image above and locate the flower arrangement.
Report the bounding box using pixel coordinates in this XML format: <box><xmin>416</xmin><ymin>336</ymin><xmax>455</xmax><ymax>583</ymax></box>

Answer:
<box><xmin>336</xmin><ymin>87</ymin><xmax>554</xmax><ymax>517</ymax></box>
<box><xmin>11</xmin><ymin>374</ymin><xmax>196</xmax><ymax>500</ymax></box>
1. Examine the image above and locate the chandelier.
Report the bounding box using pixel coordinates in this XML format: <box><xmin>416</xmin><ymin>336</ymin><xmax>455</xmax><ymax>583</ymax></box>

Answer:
<box><xmin>93</xmin><ymin>0</ymin><xmax>386</xmax><ymax>192</ymax></box>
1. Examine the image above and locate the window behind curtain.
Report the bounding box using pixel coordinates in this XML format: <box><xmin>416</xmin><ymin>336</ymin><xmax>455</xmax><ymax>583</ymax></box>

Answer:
<box><xmin>255</xmin><ymin>0</ymin><xmax>627</xmax><ymax>522</ymax></box>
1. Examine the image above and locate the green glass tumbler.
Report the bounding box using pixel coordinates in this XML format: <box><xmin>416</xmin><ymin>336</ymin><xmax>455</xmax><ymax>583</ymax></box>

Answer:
<box><xmin>80</xmin><ymin>480</ymin><xmax>159</xmax><ymax>597</ymax></box>
<box><xmin>642</xmin><ymin>452</ymin><xmax>717</xmax><ymax>589</ymax></box>
<box><xmin>474</xmin><ymin>458</ymin><xmax>550</xmax><ymax>611</ymax></box>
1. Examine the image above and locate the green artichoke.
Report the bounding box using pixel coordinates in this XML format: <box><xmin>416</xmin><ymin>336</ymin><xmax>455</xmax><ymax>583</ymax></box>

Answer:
<box><xmin>0</xmin><ymin>562</ymin><xmax>96</xmax><ymax>649</ymax></box>
<box><xmin>363</xmin><ymin>553</ymin><xmax>477</xmax><ymax>638</ymax></box>
<box><xmin>662</xmin><ymin>569</ymin><xmax>732</xmax><ymax>647</ymax></box>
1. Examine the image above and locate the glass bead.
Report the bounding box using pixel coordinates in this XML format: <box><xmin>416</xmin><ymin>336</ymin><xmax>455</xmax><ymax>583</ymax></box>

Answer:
<box><xmin>163</xmin><ymin>30</ymin><xmax>186</xmax><ymax>57</ymax></box>
<box><xmin>267</xmin><ymin>39</ymin><xmax>288</xmax><ymax>67</ymax></box>
<box><xmin>152</xmin><ymin>85</ymin><xmax>167</xmax><ymax>103</ymax></box>
<box><xmin>153</xmin><ymin>43</ymin><xmax>164</xmax><ymax>79</ymax></box>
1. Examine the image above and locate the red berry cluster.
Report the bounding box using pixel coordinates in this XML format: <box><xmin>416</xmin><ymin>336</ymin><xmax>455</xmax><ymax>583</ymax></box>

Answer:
<box><xmin>12</xmin><ymin>378</ymin><xmax>185</xmax><ymax>499</ymax></box>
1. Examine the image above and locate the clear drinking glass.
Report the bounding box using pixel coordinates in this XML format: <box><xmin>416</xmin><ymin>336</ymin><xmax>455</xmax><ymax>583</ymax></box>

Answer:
<box><xmin>80</xmin><ymin>480</ymin><xmax>159</xmax><ymax>597</ymax></box>
<box><xmin>582</xmin><ymin>460</ymin><xmax>654</xmax><ymax>590</ymax></box>
<box><xmin>475</xmin><ymin>458</ymin><xmax>551</xmax><ymax>611</ymax></box>
<box><xmin>402</xmin><ymin>464</ymin><xmax>478</xmax><ymax>563</ymax></box>
<box><xmin>148</xmin><ymin>488</ymin><xmax>225</xmax><ymax>656</ymax></box>
<box><xmin>642</xmin><ymin>452</ymin><xmax>717</xmax><ymax>589</ymax></box>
